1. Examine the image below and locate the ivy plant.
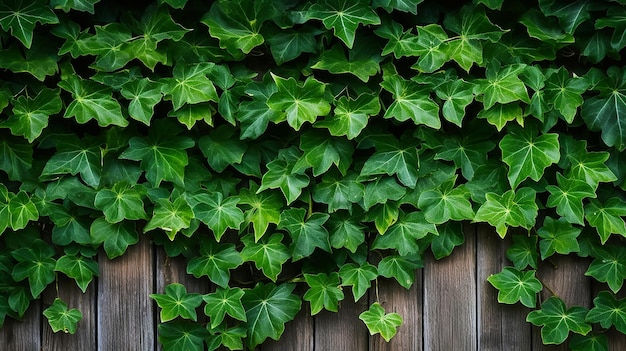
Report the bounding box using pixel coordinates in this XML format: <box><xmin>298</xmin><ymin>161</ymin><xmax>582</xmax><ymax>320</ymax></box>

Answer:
<box><xmin>0</xmin><ymin>0</ymin><xmax>625</xmax><ymax>350</ymax></box>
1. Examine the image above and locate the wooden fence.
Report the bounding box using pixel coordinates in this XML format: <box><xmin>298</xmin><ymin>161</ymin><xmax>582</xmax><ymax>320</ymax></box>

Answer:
<box><xmin>2</xmin><ymin>224</ymin><xmax>625</xmax><ymax>350</ymax></box>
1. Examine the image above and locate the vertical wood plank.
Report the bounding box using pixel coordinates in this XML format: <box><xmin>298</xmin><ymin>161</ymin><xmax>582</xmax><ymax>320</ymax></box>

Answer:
<box><xmin>532</xmin><ymin>255</ymin><xmax>592</xmax><ymax>351</ymax></box>
<box><xmin>314</xmin><ymin>293</ymin><xmax>369</xmax><ymax>351</ymax></box>
<box><xmin>369</xmin><ymin>271</ymin><xmax>422</xmax><ymax>351</ymax></box>
<box><xmin>423</xmin><ymin>224</ymin><xmax>477</xmax><ymax>351</ymax></box>
<box><xmin>42</xmin><ymin>276</ymin><xmax>96</xmax><ymax>350</ymax></box>
<box><xmin>477</xmin><ymin>226</ymin><xmax>531</xmax><ymax>351</ymax></box>
<box><xmin>97</xmin><ymin>235</ymin><xmax>155</xmax><ymax>351</ymax></box>
<box><xmin>261</xmin><ymin>307</ymin><xmax>314</xmax><ymax>351</ymax></box>
<box><xmin>0</xmin><ymin>301</ymin><xmax>41</xmax><ymax>351</ymax></box>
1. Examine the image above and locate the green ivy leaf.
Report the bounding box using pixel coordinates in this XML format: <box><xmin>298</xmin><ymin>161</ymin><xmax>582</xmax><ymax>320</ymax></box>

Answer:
<box><xmin>7</xmin><ymin>191</ymin><xmax>39</xmax><ymax>231</ymax></box>
<box><xmin>430</xmin><ymin>221</ymin><xmax>465</xmax><ymax>260</ymax></box>
<box><xmin>374</xmin><ymin>20</ymin><xmax>420</xmax><ymax>58</ymax></box>
<box><xmin>133</xmin><ymin>4</ymin><xmax>190</xmax><ymax>42</ymax></box>
<box><xmin>339</xmin><ymin>262</ymin><xmax>378</xmax><ymax>301</ymax></box>
<box><xmin>487</xmin><ymin>266</ymin><xmax>542</xmax><ymax>308</ymax></box>
<box><xmin>0</xmin><ymin>135</ymin><xmax>33</xmax><ymax>181</ymax></box>
<box><xmin>43</xmin><ymin>298</ymin><xmax>82</xmax><ymax>334</ymax></box>
<box><xmin>365</xmin><ymin>201</ymin><xmax>400</xmax><ymax>235</ymax></box>
<box><xmin>362</xmin><ymin>176</ymin><xmax>406</xmax><ymax>211</ymax></box>
<box><xmin>266</xmin><ymin>26</ymin><xmax>318</xmax><ymax>65</ymax></box>
<box><xmin>378</xmin><ymin>254</ymin><xmax>422</xmax><ymax>289</ymax></box>
<box><xmin>311</xmin><ymin>42</ymin><xmax>381</xmax><ymax>82</ymax></box>
<box><xmin>188</xmin><ymin>192</ymin><xmax>244</xmax><ymax>241</ymax></box>
<box><xmin>144</xmin><ymin>196</ymin><xmax>194</xmax><ymax>240</ymax></box>
<box><xmin>11</xmin><ymin>239</ymin><xmax>56</xmax><ymax>298</ymax></box>
<box><xmin>161</xmin><ymin>63</ymin><xmax>219</xmax><ymax>111</ymax></box>
<box><xmin>90</xmin><ymin>217</ymin><xmax>138</xmax><ymax>259</ymax></box>
<box><xmin>538</xmin><ymin>0</ymin><xmax>591</xmax><ymax>34</ymax></box>
<box><xmin>303</xmin><ymin>272</ymin><xmax>344</xmax><ymax>315</ymax></box>
<box><xmin>313</xmin><ymin>170</ymin><xmax>364</xmax><ymax>213</ymax></box>
<box><xmin>119</xmin><ymin>78</ymin><xmax>163</xmax><ymax>125</ymax></box>
<box><xmin>296</xmin><ymin>129</ymin><xmax>353</xmax><ymax>176</ymax></box>
<box><xmin>477</xmin><ymin>61</ymin><xmax>530</xmax><ymax>109</ymax></box>
<box><xmin>563</xmin><ymin>140</ymin><xmax>617</xmax><ymax>190</ymax></box>
<box><xmin>546</xmin><ymin>173</ymin><xmax>596</xmax><ymax>225</ymax></box>
<box><xmin>50</xmin><ymin>0</ymin><xmax>100</xmax><ymax>13</ymax></box>
<box><xmin>158</xmin><ymin>320</ymin><xmax>209</xmax><ymax>351</ymax></box>
<box><xmin>239</xmin><ymin>183</ymin><xmax>283</xmax><ymax>242</ymax></box>
<box><xmin>240</xmin><ymin>233</ymin><xmax>290</xmax><ymax>282</ymax></box>
<box><xmin>359</xmin><ymin>302</ymin><xmax>403</xmax><ymax>342</ymax></box>
<box><xmin>411</xmin><ymin>24</ymin><xmax>451</xmax><ymax>72</ymax></box>
<box><xmin>267</xmin><ymin>74</ymin><xmax>331</xmax><ymax>131</ymax></box>
<box><xmin>477</xmin><ymin>102</ymin><xmax>523</xmax><ymax>131</ymax></box>
<box><xmin>372</xmin><ymin>0</ymin><xmax>423</xmax><ymax>14</ymax></box>
<box><xmin>569</xmin><ymin>333</ymin><xmax>609</xmax><ymax>351</ymax></box>
<box><xmin>543</xmin><ymin>67</ymin><xmax>589</xmax><ymax>123</ymax></box>
<box><xmin>537</xmin><ymin>216</ymin><xmax>581</xmax><ymax>260</ymax></box>
<box><xmin>203</xmin><ymin>287</ymin><xmax>246</xmax><ymax>329</ymax></box>
<box><xmin>278</xmin><ymin>208</ymin><xmax>331</xmax><ymax>261</ymax></box>
<box><xmin>418</xmin><ymin>176</ymin><xmax>475</xmax><ymax>224</ymax></box>
<box><xmin>360</xmin><ymin>136</ymin><xmax>419</xmax><ymax>188</ymax></box>
<box><xmin>241</xmin><ymin>282</ymin><xmax>301</xmax><ymax>350</ymax></box>
<box><xmin>40</xmin><ymin>135</ymin><xmax>102</xmax><ymax>188</ymax></box>
<box><xmin>584</xmin><ymin>198</ymin><xmax>626</xmax><ymax>244</ymax></box>
<box><xmin>527</xmin><ymin>297</ymin><xmax>591</xmax><ymax>345</ymax></box>
<box><xmin>258</xmin><ymin>147</ymin><xmax>310</xmax><ymax>205</ymax></box>
<box><xmin>435</xmin><ymin>137</ymin><xmax>495</xmax><ymax>181</ymax></box>
<box><xmin>58</xmin><ymin>75</ymin><xmax>127</xmax><ymax>127</ymax></box>
<box><xmin>519</xmin><ymin>9</ymin><xmax>574</xmax><ymax>44</ymax></box>
<box><xmin>77</xmin><ymin>23</ymin><xmax>133</xmax><ymax>71</ymax></box>
<box><xmin>435</xmin><ymin>79</ymin><xmax>475</xmax><ymax>127</ymax></box>
<box><xmin>1</xmin><ymin>88</ymin><xmax>62</xmax><ymax>142</ymax></box>
<box><xmin>315</xmin><ymin>93</ymin><xmax>380</xmax><ymax>140</ymax></box>
<box><xmin>586</xmin><ymin>291</ymin><xmax>626</xmax><ymax>334</ymax></box>
<box><xmin>150</xmin><ymin>283</ymin><xmax>203</xmax><ymax>322</ymax></box>
<box><xmin>306</xmin><ymin>0</ymin><xmax>380</xmax><ymax>48</ymax></box>
<box><xmin>94</xmin><ymin>182</ymin><xmax>146</xmax><ymax>223</ymax></box>
<box><xmin>506</xmin><ymin>234</ymin><xmax>539</xmax><ymax>270</ymax></box>
<box><xmin>499</xmin><ymin>124</ymin><xmax>560</xmax><ymax>189</ymax></box>
<box><xmin>0</xmin><ymin>0</ymin><xmax>58</xmax><ymax>48</ymax></box>
<box><xmin>585</xmin><ymin>246</ymin><xmax>626</xmax><ymax>293</ymax></box>
<box><xmin>595</xmin><ymin>6</ymin><xmax>626</xmax><ymax>51</ymax></box>
<box><xmin>474</xmin><ymin>188</ymin><xmax>538</xmax><ymax>238</ymax></box>
<box><xmin>54</xmin><ymin>254</ymin><xmax>98</xmax><ymax>293</ymax></box>
<box><xmin>327</xmin><ymin>210</ymin><xmax>366</xmax><ymax>253</ymax></box>
<box><xmin>186</xmin><ymin>240</ymin><xmax>243</xmax><ymax>288</ymax></box>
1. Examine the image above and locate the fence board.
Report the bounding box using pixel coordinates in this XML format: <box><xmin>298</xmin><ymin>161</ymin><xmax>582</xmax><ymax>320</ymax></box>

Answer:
<box><xmin>261</xmin><ymin>308</ymin><xmax>314</xmax><ymax>351</ymax></box>
<box><xmin>0</xmin><ymin>300</ymin><xmax>41</xmax><ymax>351</ymax></box>
<box><xmin>97</xmin><ymin>235</ymin><xmax>155</xmax><ymax>351</ymax></box>
<box><xmin>477</xmin><ymin>226</ymin><xmax>531</xmax><ymax>351</ymax></box>
<box><xmin>423</xmin><ymin>224</ymin><xmax>477</xmax><ymax>351</ymax></box>
<box><xmin>313</xmin><ymin>295</ymin><xmax>369</xmax><ymax>351</ymax></box>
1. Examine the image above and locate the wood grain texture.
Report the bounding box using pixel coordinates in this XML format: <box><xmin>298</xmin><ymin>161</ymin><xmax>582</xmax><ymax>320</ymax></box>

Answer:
<box><xmin>97</xmin><ymin>235</ymin><xmax>155</xmax><ymax>351</ymax></box>
<box><xmin>476</xmin><ymin>225</ymin><xmax>531</xmax><ymax>351</ymax></box>
<box><xmin>423</xmin><ymin>224</ymin><xmax>477</xmax><ymax>351</ymax></box>
<box><xmin>261</xmin><ymin>307</ymin><xmax>314</xmax><ymax>351</ymax></box>
<box><xmin>369</xmin><ymin>271</ymin><xmax>423</xmax><ymax>351</ymax></box>
<box><xmin>0</xmin><ymin>300</ymin><xmax>41</xmax><ymax>351</ymax></box>
<box><xmin>313</xmin><ymin>293</ymin><xmax>369</xmax><ymax>351</ymax></box>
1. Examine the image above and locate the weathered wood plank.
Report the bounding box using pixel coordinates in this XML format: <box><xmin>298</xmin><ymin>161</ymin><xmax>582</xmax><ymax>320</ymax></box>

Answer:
<box><xmin>423</xmin><ymin>224</ymin><xmax>477</xmax><ymax>351</ymax></box>
<box><xmin>42</xmin><ymin>276</ymin><xmax>96</xmax><ymax>350</ymax></box>
<box><xmin>97</xmin><ymin>235</ymin><xmax>155</xmax><ymax>351</ymax></box>
<box><xmin>477</xmin><ymin>226</ymin><xmax>531</xmax><ymax>351</ymax></box>
<box><xmin>314</xmin><ymin>293</ymin><xmax>369</xmax><ymax>351</ymax></box>
<box><xmin>368</xmin><ymin>271</ymin><xmax>422</xmax><ymax>351</ymax></box>
<box><xmin>532</xmin><ymin>254</ymin><xmax>592</xmax><ymax>351</ymax></box>
<box><xmin>0</xmin><ymin>300</ymin><xmax>41</xmax><ymax>351</ymax></box>
<box><xmin>261</xmin><ymin>306</ymin><xmax>314</xmax><ymax>351</ymax></box>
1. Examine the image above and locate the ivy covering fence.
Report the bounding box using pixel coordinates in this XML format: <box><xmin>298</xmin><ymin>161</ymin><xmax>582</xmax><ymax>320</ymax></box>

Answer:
<box><xmin>0</xmin><ymin>0</ymin><xmax>625</xmax><ymax>349</ymax></box>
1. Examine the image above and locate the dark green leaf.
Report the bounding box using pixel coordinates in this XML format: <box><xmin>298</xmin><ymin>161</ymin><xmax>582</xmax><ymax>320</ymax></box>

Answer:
<box><xmin>158</xmin><ymin>320</ymin><xmax>208</xmax><ymax>351</ymax></box>
<box><xmin>527</xmin><ymin>297</ymin><xmax>591</xmax><ymax>344</ymax></box>
<box><xmin>585</xmin><ymin>246</ymin><xmax>626</xmax><ymax>293</ymax></box>
<box><xmin>43</xmin><ymin>298</ymin><xmax>82</xmax><ymax>334</ymax></box>
<box><xmin>278</xmin><ymin>208</ymin><xmax>331</xmax><ymax>261</ymax></box>
<box><xmin>90</xmin><ymin>217</ymin><xmax>138</xmax><ymax>259</ymax></box>
<box><xmin>186</xmin><ymin>240</ymin><xmax>243</xmax><ymax>288</ymax></box>
<box><xmin>474</xmin><ymin>188</ymin><xmax>538</xmax><ymax>238</ymax></box>
<box><xmin>0</xmin><ymin>0</ymin><xmax>58</xmax><ymax>48</ymax></box>
<box><xmin>55</xmin><ymin>254</ymin><xmax>98</xmax><ymax>293</ymax></box>
<box><xmin>378</xmin><ymin>255</ymin><xmax>422</xmax><ymax>289</ymax></box>
<box><xmin>150</xmin><ymin>283</ymin><xmax>203</xmax><ymax>322</ymax></box>
<box><xmin>267</xmin><ymin>75</ymin><xmax>331</xmax><ymax>131</ymax></box>
<box><xmin>339</xmin><ymin>262</ymin><xmax>378</xmax><ymax>301</ymax></box>
<box><xmin>94</xmin><ymin>182</ymin><xmax>146</xmax><ymax>223</ymax></box>
<box><xmin>303</xmin><ymin>272</ymin><xmax>344</xmax><ymax>314</ymax></box>
<box><xmin>203</xmin><ymin>287</ymin><xmax>246</xmax><ymax>329</ymax></box>
<box><xmin>11</xmin><ymin>239</ymin><xmax>55</xmax><ymax>298</ymax></box>
<box><xmin>306</xmin><ymin>0</ymin><xmax>380</xmax><ymax>48</ymax></box>
<box><xmin>240</xmin><ymin>233</ymin><xmax>290</xmax><ymax>282</ymax></box>
<box><xmin>487</xmin><ymin>266</ymin><xmax>542</xmax><ymax>307</ymax></box>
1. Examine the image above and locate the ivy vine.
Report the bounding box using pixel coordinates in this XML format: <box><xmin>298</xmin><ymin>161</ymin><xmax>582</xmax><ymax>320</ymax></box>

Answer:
<box><xmin>0</xmin><ymin>0</ymin><xmax>625</xmax><ymax>350</ymax></box>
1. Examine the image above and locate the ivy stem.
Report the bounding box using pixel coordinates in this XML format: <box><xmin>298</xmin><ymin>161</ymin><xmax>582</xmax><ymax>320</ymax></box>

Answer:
<box><xmin>374</xmin><ymin>278</ymin><xmax>380</xmax><ymax>303</ymax></box>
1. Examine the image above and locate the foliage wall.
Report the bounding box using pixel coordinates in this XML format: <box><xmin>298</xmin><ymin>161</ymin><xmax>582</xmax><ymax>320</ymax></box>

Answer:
<box><xmin>1</xmin><ymin>0</ymin><xmax>626</xmax><ymax>350</ymax></box>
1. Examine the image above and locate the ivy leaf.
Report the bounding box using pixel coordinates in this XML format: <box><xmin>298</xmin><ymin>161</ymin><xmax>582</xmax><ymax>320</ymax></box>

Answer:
<box><xmin>584</xmin><ymin>198</ymin><xmax>626</xmax><ymax>244</ymax></box>
<box><xmin>266</xmin><ymin>26</ymin><xmax>318</xmax><ymax>65</ymax></box>
<box><xmin>360</xmin><ymin>137</ymin><xmax>419</xmax><ymax>188</ymax></box>
<box><xmin>418</xmin><ymin>176</ymin><xmax>475</xmax><ymax>224</ymax></box>
<box><xmin>499</xmin><ymin>124</ymin><xmax>560</xmax><ymax>189</ymax></box>
<box><xmin>581</xmin><ymin>67</ymin><xmax>626</xmax><ymax>151</ymax></box>
<box><xmin>161</xmin><ymin>63</ymin><xmax>219</xmax><ymax>111</ymax></box>
<box><xmin>564</xmin><ymin>140</ymin><xmax>617</xmax><ymax>190</ymax></box>
<box><xmin>94</xmin><ymin>182</ymin><xmax>146</xmax><ymax>223</ymax></box>
<box><xmin>569</xmin><ymin>333</ymin><xmax>609</xmax><ymax>351</ymax></box>
<box><xmin>506</xmin><ymin>234</ymin><xmax>539</xmax><ymax>270</ymax></box>
<box><xmin>595</xmin><ymin>6</ymin><xmax>626</xmax><ymax>51</ymax></box>
<box><xmin>199</xmin><ymin>126</ymin><xmax>247</xmax><ymax>173</ymax></box>
<box><xmin>359</xmin><ymin>302</ymin><xmax>403</xmax><ymax>342</ymax></box>
<box><xmin>297</xmin><ymin>130</ymin><xmax>353</xmax><ymax>176</ymax></box>
<box><xmin>372</xmin><ymin>0</ymin><xmax>423</xmax><ymax>14</ymax></box>
<box><xmin>150</xmin><ymin>283</ymin><xmax>203</xmax><ymax>323</ymax></box>
<box><xmin>239</xmin><ymin>183</ymin><xmax>282</xmax><ymax>242</ymax></box>
<box><xmin>362</xmin><ymin>176</ymin><xmax>406</xmax><ymax>211</ymax></box>
<box><xmin>313</xmin><ymin>170</ymin><xmax>364</xmax><ymax>213</ymax></box>
<box><xmin>378</xmin><ymin>255</ymin><xmax>422</xmax><ymax>289</ymax></box>
<box><xmin>7</xmin><ymin>191</ymin><xmax>39</xmax><ymax>231</ymax></box>
<box><xmin>546</xmin><ymin>173</ymin><xmax>596</xmax><ymax>225</ymax></box>
<box><xmin>374</xmin><ymin>20</ymin><xmax>420</xmax><ymax>58</ymax></box>
<box><xmin>303</xmin><ymin>272</ymin><xmax>344</xmax><ymax>315</ymax></box>
<box><xmin>186</xmin><ymin>240</ymin><xmax>243</xmax><ymax>288</ymax></box>
<box><xmin>144</xmin><ymin>196</ymin><xmax>194</xmax><ymax>240</ymax></box>
<box><xmin>487</xmin><ymin>266</ymin><xmax>542</xmax><ymax>308</ymax></box>
<box><xmin>380</xmin><ymin>69</ymin><xmax>440</xmax><ymax>129</ymax></box>
<box><xmin>188</xmin><ymin>192</ymin><xmax>244</xmax><ymax>241</ymax></box>
<box><xmin>586</xmin><ymin>291</ymin><xmax>626</xmax><ymax>334</ymax></box>
<box><xmin>365</xmin><ymin>201</ymin><xmax>400</xmax><ymax>235</ymax></box>
<box><xmin>90</xmin><ymin>217</ymin><xmax>138</xmax><ymax>259</ymax></box>
<box><xmin>327</xmin><ymin>210</ymin><xmax>366</xmax><ymax>253</ymax></box>
<box><xmin>267</xmin><ymin>74</ymin><xmax>331</xmax><ymax>131</ymax></box>
<box><xmin>314</xmin><ymin>93</ymin><xmax>380</xmax><ymax>140</ymax></box>
<box><xmin>43</xmin><ymin>298</ymin><xmax>82</xmax><ymax>334</ymax></box>
<box><xmin>411</xmin><ymin>24</ymin><xmax>450</xmax><ymax>72</ymax></box>
<box><xmin>77</xmin><ymin>23</ymin><xmax>133</xmax><ymax>71</ymax></box>
<box><xmin>543</xmin><ymin>67</ymin><xmax>589</xmax><ymax>123</ymax></box>
<box><xmin>519</xmin><ymin>9</ymin><xmax>574</xmax><ymax>44</ymax></box>
<box><xmin>241</xmin><ymin>282</ymin><xmax>301</xmax><ymax>350</ymax></box>
<box><xmin>474</xmin><ymin>188</ymin><xmax>538</xmax><ymax>238</ymax></box>
<box><xmin>538</xmin><ymin>0</ymin><xmax>591</xmax><ymax>34</ymax></box>
<box><xmin>0</xmin><ymin>135</ymin><xmax>32</xmax><ymax>181</ymax></box>
<box><xmin>435</xmin><ymin>79</ymin><xmax>475</xmax><ymax>127</ymax></box>
<box><xmin>240</xmin><ymin>233</ymin><xmax>290</xmax><ymax>282</ymax></box>
<box><xmin>40</xmin><ymin>135</ymin><xmax>102</xmax><ymax>188</ymax></box>
<box><xmin>537</xmin><ymin>217</ymin><xmax>581</xmax><ymax>260</ymax></box>
<box><xmin>585</xmin><ymin>246</ymin><xmax>626</xmax><ymax>293</ymax></box>
<box><xmin>50</xmin><ymin>0</ymin><xmax>100</xmax><ymax>13</ymax></box>
<box><xmin>54</xmin><ymin>254</ymin><xmax>98</xmax><ymax>293</ymax></box>
<box><xmin>477</xmin><ymin>102</ymin><xmax>523</xmax><ymax>131</ymax></box>
<box><xmin>58</xmin><ymin>75</ymin><xmax>127</xmax><ymax>127</ymax></box>
<box><xmin>527</xmin><ymin>297</ymin><xmax>591</xmax><ymax>345</ymax></box>
<box><xmin>475</xmin><ymin>0</ymin><xmax>504</xmax><ymax>10</ymax></box>
<box><xmin>306</xmin><ymin>0</ymin><xmax>380</xmax><ymax>48</ymax></box>
<box><xmin>0</xmin><ymin>0</ymin><xmax>58</xmax><ymax>48</ymax></box>
<box><xmin>203</xmin><ymin>287</ymin><xmax>246</xmax><ymax>329</ymax></box>
<box><xmin>11</xmin><ymin>239</ymin><xmax>55</xmax><ymax>297</ymax></box>
<box><xmin>278</xmin><ymin>208</ymin><xmax>331</xmax><ymax>261</ymax></box>
<box><xmin>477</xmin><ymin>61</ymin><xmax>530</xmax><ymax>109</ymax></box>
<box><xmin>120</xmin><ymin>120</ymin><xmax>195</xmax><ymax>187</ymax></box>
<box><xmin>201</xmin><ymin>0</ymin><xmax>273</xmax><ymax>54</ymax></box>
<box><xmin>237</xmin><ymin>79</ymin><xmax>281</xmax><ymax>140</ymax></box>
<box><xmin>339</xmin><ymin>262</ymin><xmax>378</xmax><ymax>301</ymax></box>
<box><xmin>430</xmin><ymin>221</ymin><xmax>465</xmax><ymax>260</ymax></box>
<box><xmin>2</xmin><ymin>88</ymin><xmax>62</xmax><ymax>142</ymax></box>
<box><xmin>119</xmin><ymin>78</ymin><xmax>163</xmax><ymax>125</ymax></box>
<box><xmin>435</xmin><ymin>137</ymin><xmax>495</xmax><ymax>181</ymax></box>
<box><xmin>158</xmin><ymin>320</ymin><xmax>209</xmax><ymax>351</ymax></box>
<box><xmin>311</xmin><ymin>42</ymin><xmax>381</xmax><ymax>82</ymax></box>
<box><xmin>258</xmin><ymin>147</ymin><xmax>309</xmax><ymax>205</ymax></box>
<box><xmin>133</xmin><ymin>3</ymin><xmax>190</xmax><ymax>42</ymax></box>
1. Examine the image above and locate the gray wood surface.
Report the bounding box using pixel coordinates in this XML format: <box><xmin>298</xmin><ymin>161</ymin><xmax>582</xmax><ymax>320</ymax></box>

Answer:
<box><xmin>314</xmin><ymin>294</ymin><xmax>369</xmax><ymax>351</ymax></box>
